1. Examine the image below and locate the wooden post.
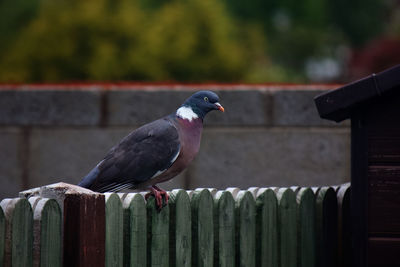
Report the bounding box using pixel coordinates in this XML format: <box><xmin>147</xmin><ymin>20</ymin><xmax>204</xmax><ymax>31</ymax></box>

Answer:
<box><xmin>38</xmin><ymin>182</ymin><xmax>105</xmax><ymax>267</ymax></box>
<box><xmin>351</xmin><ymin>112</ymin><xmax>368</xmax><ymax>267</ymax></box>
<box><xmin>64</xmin><ymin>192</ymin><xmax>105</xmax><ymax>266</ymax></box>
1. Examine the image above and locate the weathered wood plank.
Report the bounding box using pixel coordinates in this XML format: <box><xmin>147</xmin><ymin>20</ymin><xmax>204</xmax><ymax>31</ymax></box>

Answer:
<box><xmin>122</xmin><ymin>193</ymin><xmax>147</xmax><ymax>267</ymax></box>
<box><xmin>191</xmin><ymin>189</ymin><xmax>214</xmax><ymax>267</ymax></box>
<box><xmin>169</xmin><ymin>190</ymin><xmax>191</xmax><ymax>267</ymax></box>
<box><xmin>296</xmin><ymin>188</ymin><xmax>316</xmax><ymax>267</ymax></box>
<box><xmin>35</xmin><ymin>183</ymin><xmax>105</xmax><ymax>267</ymax></box>
<box><xmin>350</xmin><ymin>112</ymin><xmax>368</xmax><ymax>267</ymax></box>
<box><xmin>368</xmin><ymin>136</ymin><xmax>400</xmax><ymax>163</ymax></box>
<box><xmin>315</xmin><ymin>187</ymin><xmax>338</xmax><ymax>267</ymax></box>
<box><xmin>367</xmin><ymin>92</ymin><xmax>400</xmax><ymax>164</ymax></box>
<box><xmin>256</xmin><ymin>188</ymin><xmax>278</xmax><ymax>267</ymax></box>
<box><xmin>236</xmin><ymin>191</ymin><xmax>256</xmax><ymax>267</ymax></box>
<box><xmin>276</xmin><ymin>188</ymin><xmax>297</xmax><ymax>267</ymax></box>
<box><xmin>33</xmin><ymin>198</ymin><xmax>62</xmax><ymax>267</ymax></box>
<box><xmin>0</xmin><ymin>204</ymin><xmax>5</xmax><ymax>267</ymax></box>
<box><xmin>368</xmin><ymin>166</ymin><xmax>400</xmax><ymax>234</ymax></box>
<box><xmin>214</xmin><ymin>190</ymin><xmax>235</xmax><ymax>267</ymax></box>
<box><xmin>0</xmin><ymin>198</ymin><xmax>33</xmax><ymax>267</ymax></box>
<box><xmin>368</xmin><ymin>237</ymin><xmax>400</xmax><ymax>265</ymax></box>
<box><xmin>63</xmin><ymin>192</ymin><xmax>105</xmax><ymax>267</ymax></box>
<box><xmin>147</xmin><ymin>196</ymin><xmax>169</xmax><ymax>267</ymax></box>
<box><xmin>337</xmin><ymin>184</ymin><xmax>351</xmax><ymax>267</ymax></box>
<box><xmin>105</xmin><ymin>193</ymin><xmax>123</xmax><ymax>267</ymax></box>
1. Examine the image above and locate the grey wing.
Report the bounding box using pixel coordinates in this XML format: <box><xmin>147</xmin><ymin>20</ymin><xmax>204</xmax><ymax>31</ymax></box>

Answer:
<box><xmin>79</xmin><ymin>118</ymin><xmax>180</xmax><ymax>192</ymax></box>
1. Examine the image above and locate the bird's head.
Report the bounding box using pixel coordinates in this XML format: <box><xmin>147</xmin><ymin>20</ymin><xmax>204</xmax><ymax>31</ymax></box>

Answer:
<box><xmin>177</xmin><ymin>91</ymin><xmax>224</xmax><ymax>121</ymax></box>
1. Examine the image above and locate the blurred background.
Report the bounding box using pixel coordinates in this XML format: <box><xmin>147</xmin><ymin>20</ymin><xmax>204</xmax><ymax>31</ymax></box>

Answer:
<box><xmin>1</xmin><ymin>0</ymin><xmax>400</xmax><ymax>199</ymax></box>
<box><xmin>1</xmin><ymin>0</ymin><xmax>400</xmax><ymax>84</ymax></box>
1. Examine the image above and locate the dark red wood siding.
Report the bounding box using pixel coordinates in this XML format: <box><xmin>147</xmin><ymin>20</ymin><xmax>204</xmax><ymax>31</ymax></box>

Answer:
<box><xmin>365</xmin><ymin>88</ymin><xmax>400</xmax><ymax>266</ymax></box>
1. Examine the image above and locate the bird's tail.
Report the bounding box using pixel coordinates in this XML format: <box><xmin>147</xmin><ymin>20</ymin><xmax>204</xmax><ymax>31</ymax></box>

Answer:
<box><xmin>78</xmin><ymin>166</ymin><xmax>100</xmax><ymax>189</ymax></box>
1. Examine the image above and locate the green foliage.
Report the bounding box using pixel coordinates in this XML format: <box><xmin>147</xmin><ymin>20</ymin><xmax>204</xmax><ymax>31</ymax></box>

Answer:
<box><xmin>0</xmin><ymin>0</ymin><xmax>40</xmax><ymax>50</ymax></box>
<box><xmin>0</xmin><ymin>0</ymin><xmax>397</xmax><ymax>83</ymax></box>
<box><xmin>327</xmin><ymin>0</ymin><xmax>387</xmax><ymax>47</ymax></box>
<box><xmin>0</xmin><ymin>0</ymin><xmax>268</xmax><ymax>83</ymax></box>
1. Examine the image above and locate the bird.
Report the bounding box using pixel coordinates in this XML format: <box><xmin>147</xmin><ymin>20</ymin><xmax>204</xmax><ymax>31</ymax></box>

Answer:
<box><xmin>78</xmin><ymin>90</ymin><xmax>224</xmax><ymax>209</ymax></box>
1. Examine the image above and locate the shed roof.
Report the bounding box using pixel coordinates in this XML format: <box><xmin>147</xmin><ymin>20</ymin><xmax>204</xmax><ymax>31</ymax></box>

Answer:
<box><xmin>314</xmin><ymin>64</ymin><xmax>400</xmax><ymax>122</ymax></box>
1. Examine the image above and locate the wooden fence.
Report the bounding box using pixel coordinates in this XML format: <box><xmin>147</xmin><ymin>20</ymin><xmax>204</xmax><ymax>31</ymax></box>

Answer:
<box><xmin>0</xmin><ymin>184</ymin><xmax>351</xmax><ymax>267</ymax></box>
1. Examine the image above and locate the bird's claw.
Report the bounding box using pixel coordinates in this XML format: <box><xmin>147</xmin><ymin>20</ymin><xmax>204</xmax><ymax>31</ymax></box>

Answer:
<box><xmin>145</xmin><ymin>186</ymin><xmax>169</xmax><ymax>211</ymax></box>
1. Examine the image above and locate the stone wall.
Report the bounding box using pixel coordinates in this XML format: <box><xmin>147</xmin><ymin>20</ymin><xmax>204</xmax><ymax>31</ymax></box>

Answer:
<box><xmin>0</xmin><ymin>84</ymin><xmax>350</xmax><ymax>199</ymax></box>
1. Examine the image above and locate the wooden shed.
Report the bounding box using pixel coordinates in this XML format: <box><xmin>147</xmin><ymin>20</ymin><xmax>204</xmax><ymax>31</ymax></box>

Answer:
<box><xmin>315</xmin><ymin>64</ymin><xmax>400</xmax><ymax>267</ymax></box>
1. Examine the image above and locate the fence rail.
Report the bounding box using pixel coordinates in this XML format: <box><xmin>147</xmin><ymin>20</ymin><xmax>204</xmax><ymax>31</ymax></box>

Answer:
<box><xmin>0</xmin><ymin>183</ymin><xmax>351</xmax><ymax>267</ymax></box>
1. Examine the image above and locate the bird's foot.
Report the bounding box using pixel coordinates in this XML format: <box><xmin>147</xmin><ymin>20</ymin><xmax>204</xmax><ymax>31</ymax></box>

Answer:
<box><xmin>153</xmin><ymin>185</ymin><xmax>169</xmax><ymax>204</ymax></box>
<box><xmin>145</xmin><ymin>185</ymin><xmax>169</xmax><ymax>210</ymax></box>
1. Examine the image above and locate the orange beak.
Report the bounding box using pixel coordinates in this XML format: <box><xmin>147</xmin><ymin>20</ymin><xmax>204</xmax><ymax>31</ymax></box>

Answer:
<box><xmin>215</xmin><ymin>102</ymin><xmax>225</xmax><ymax>112</ymax></box>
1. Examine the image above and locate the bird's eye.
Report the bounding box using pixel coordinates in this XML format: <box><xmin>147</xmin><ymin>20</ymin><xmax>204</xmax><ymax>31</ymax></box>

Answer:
<box><xmin>204</xmin><ymin>97</ymin><xmax>209</xmax><ymax>102</ymax></box>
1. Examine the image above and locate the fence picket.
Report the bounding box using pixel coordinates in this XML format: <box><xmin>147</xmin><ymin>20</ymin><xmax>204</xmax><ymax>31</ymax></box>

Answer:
<box><xmin>214</xmin><ymin>190</ymin><xmax>235</xmax><ymax>267</ymax></box>
<box><xmin>0</xmin><ymin>183</ymin><xmax>352</xmax><ymax>266</ymax></box>
<box><xmin>0</xmin><ymin>198</ymin><xmax>33</xmax><ymax>267</ymax></box>
<box><xmin>337</xmin><ymin>184</ymin><xmax>351</xmax><ymax>267</ymax></box>
<box><xmin>0</xmin><ymin>203</ymin><xmax>4</xmax><ymax>267</ymax></box>
<box><xmin>256</xmin><ymin>188</ymin><xmax>278</xmax><ymax>267</ymax></box>
<box><xmin>247</xmin><ymin>187</ymin><xmax>260</xmax><ymax>198</ymax></box>
<box><xmin>147</xmin><ymin>196</ymin><xmax>169</xmax><ymax>267</ymax></box>
<box><xmin>192</xmin><ymin>189</ymin><xmax>214</xmax><ymax>267</ymax></box>
<box><xmin>236</xmin><ymin>191</ymin><xmax>256</xmax><ymax>267</ymax></box>
<box><xmin>296</xmin><ymin>188</ymin><xmax>316</xmax><ymax>267</ymax></box>
<box><xmin>195</xmin><ymin>188</ymin><xmax>218</xmax><ymax>197</ymax></box>
<box><xmin>105</xmin><ymin>193</ymin><xmax>123</xmax><ymax>267</ymax></box>
<box><xmin>123</xmin><ymin>193</ymin><xmax>147</xmax><ymax>267</ymax></box>
<box><xmin>169</xmin><ymin>190</ymin><xmax>192</xmax><ymax>267</ymax></box>
<box><xmin>31</xmin><ymin>198</ymin><xmax>62</xmax><ymax>267</ymax></box>
<box><xmin>315</xmin><ymin>187</ymin><xmax>338</xmax><ymax>267</ymax></box>
<box><xmin>226</xmin><ymin>188</ymin><xmax>240</xmax><ymax>199</ymax></box>
<box><xmin>276</xmin><ymin>188</ymin><xmax>297</xmax><ymax>267</ymax></box>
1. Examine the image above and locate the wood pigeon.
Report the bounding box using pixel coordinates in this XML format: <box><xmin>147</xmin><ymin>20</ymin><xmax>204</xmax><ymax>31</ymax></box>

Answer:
<box><xmin>78</xmin><ymin>91</ymin><xmax>224</xmax><ymax>208</ymax></box>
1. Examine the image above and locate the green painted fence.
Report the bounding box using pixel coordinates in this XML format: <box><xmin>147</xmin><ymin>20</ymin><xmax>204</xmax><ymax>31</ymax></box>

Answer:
<box><xmin>0</xmin><ymin>197</ymin><xmax>61</xmax><ymax>267</ymax></box>
<box><xmin>0</xmin><ymin>184</ymin><xmax>351</xmax><ymax>267</ymax></box>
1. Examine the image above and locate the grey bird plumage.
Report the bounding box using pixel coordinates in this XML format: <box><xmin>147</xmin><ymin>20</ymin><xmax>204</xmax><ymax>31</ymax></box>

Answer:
<box><xmin>78</xmin><ymin>91</ymin><xmax>224</xmax><ymax>207</ymax></box>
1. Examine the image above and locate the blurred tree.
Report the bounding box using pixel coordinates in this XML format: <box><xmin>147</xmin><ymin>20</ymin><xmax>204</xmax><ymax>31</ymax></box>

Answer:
<box><xmin>0</xmin><ymin>0</ymin><xmax>397</xmax><ymax>83</ymax></box>
<box><xmin>0</xmin><ymin>0</ymin><xmax>269</xmax><ymax>82</ymax></box>
<box><xmin>0</xmin><ymin>0</ymin><xmax>40</xmax><ymax>51</ymax></box>
<box><xmin>223</xmin><ymin>0</ymin><xmax>392</xmax><ymax>81</ymax></box>
<box><xmin>327</xmin><ymin>0</ymin><xmax>387</xmax><ymax>47</ymax></box>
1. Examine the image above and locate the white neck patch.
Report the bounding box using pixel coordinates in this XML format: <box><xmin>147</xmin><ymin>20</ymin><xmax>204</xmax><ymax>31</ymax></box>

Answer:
<box><xmin>176</xmin><ymin>106</ymin><xmax>199</xmax><ymax>121</ymax></box>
